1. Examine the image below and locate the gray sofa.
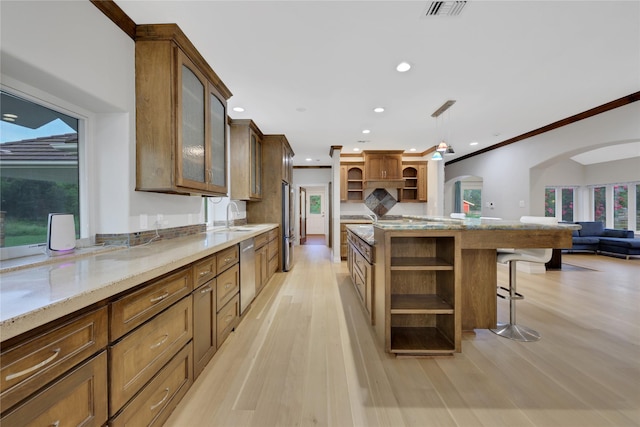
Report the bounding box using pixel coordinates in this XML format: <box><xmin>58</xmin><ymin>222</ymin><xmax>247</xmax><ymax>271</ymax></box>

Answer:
<box><xmin>568</xmin><ymin>221</ymin><xmax>640</xmax><ymax>259</ymax></box>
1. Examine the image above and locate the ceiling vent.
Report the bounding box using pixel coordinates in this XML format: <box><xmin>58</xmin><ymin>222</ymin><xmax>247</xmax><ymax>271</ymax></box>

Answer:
<box><xmin>425</xmin><ymin>1</ymin><xmax>467</xmax><ymax>17</ymax></box>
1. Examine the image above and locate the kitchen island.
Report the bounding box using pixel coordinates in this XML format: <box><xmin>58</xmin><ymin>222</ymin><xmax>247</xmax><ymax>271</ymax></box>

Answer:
<box><xmin>346</xmin><ymin>217</ymin><xmax>576</xmax><ymax>355</ymax></box>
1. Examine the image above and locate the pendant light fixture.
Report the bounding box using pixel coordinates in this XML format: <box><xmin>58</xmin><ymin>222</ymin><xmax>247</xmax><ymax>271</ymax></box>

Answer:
<box><xmin>431</xmin><ymin>99</ymin><xmax>456</xmax><ymax>160</ymax></box>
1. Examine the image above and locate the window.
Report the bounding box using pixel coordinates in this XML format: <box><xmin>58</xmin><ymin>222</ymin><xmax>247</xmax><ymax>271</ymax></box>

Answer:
<box><xmin>593</xmin><ymin>186</ymin><xmax>606</xmax><ymax>223</ymax></box>
<box><xmin>0</xmin><ymin>90</ymin><xmax>80</xmax><ymax>258</ymax></box>
<box><xmin>613</xmin><ymin>185</ymin><xmax>628</xmax><ymax>229</ymax></box>
<box><xmin>544</xmin><ymin>187</ymin><xmax>574</xmax><ymax>222</ymax></box>
<box><xmin>462</xmin><ymin>188</ymin><xmax>482</xmax><ymax>217</ymax></box>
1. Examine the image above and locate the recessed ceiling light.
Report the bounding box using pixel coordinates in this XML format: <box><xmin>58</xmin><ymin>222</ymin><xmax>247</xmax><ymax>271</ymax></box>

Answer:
<box><xmin>409</xmin><ymin>148</ymin><xmax>417</xmax><ymax>152</ymax></box>
<box><xmin>396</xmin><ymin>62</ymin><xmax>411</xmax><ymax>72</ymax></box>
<box><xmin>362</xmin><ymin>129</ymin><xmax>370</xmax><ymax>134</ymax></box>
<box><xmin>353</xmin><ymin>148</ymin><xmax>360</xmax><ymax>152</ymax></box>
<box><xmin>470</xmin><ymin>141</ymin><xmax>479</xmax><ymax>146</ymax></box>
<box><xmin>232</xmin><ymin>107</ymin><xmax>245</xmax><ymax>112</ymax></box>
<box><xmin>305</xmin><ymin>158</ymin><xmax>312</xmax><ymax>162</ymax></box>
<box><xmin>373</xmin><ymin>107</ymin><xmax>385</xmax><ymax>113</ymax></box>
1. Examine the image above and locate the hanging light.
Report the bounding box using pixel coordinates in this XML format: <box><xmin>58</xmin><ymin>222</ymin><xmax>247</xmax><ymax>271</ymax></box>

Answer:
<box><xmin>445</xmin><ymin>145</ymin><xmax>455</xmax><ymax>155</ymax></box>
<box><xmin>437</xmin><ymin>141</ymin><xmax>448</xmax><ymax>152</ymax></box>
<box><xmin>431</xmin><ymin>149</ymin><xmax>443</xmax><ymax>161</ymax></box>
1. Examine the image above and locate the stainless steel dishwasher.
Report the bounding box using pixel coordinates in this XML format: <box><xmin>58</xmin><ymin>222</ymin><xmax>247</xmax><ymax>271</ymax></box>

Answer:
<box><xmin>239</xmin><ymin>238</ymin><xmax>255</xmax><ymax>315</ymax></box>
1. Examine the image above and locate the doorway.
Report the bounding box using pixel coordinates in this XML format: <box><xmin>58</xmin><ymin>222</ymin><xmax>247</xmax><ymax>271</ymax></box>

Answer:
<box><xmin>299</xmin><ymin>187</ymin><xmax>307</xmax><ymax>244</ymax></box>
<box><xmin>302</xmin><ymin>186</ymin><xmax>327</xmax><ymax>245</ymax></box>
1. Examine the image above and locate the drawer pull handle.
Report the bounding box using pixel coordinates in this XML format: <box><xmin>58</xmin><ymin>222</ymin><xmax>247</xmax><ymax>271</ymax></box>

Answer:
<box><xmin>199</xmin><ymin>270</ymin><xmax>210</xmax><ymax>277</ymax></box>
<box><xmin>224</xmin><ymin>283</ymin><xmax>232</xmax><ymax>290</ymax></box>
<box><xmin>224</xmin><ymin>257</ymin><xmax>232</xmax><ymax>263</ymax></box>
<box><xmin>150</xmin><ymin>387</ymin><xmax>170</xmax><ymax>411</ymax></box>
<box><xmin>150</xmin><ymin>292</ymin><xmax>169</xmax><ymax>303</ymax></box>
<box><xmin>150</xmin><ymin>334</ymin><xmax>169</xmax><ymax>350</ymax></box>
<box><xmin>51</xmin><ymin>421</ymin><xmax>60</xmax><ymax>427</ymax></box>
<box><xmin>6</xmin><ymin>348</ymin><xmax>61</xmax><ymax>381</ymax></box>
<box><xmin>200</xmin><ymin>286</ymin><xmax>213</xmax><ymax>294</ymax></box>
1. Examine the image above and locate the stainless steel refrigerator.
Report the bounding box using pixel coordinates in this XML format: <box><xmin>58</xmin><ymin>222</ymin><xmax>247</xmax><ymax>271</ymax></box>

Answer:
<box><xmin>282</xmin><ymin>182</ymin><xmax>295</xmax><ymax>271</ymax></box>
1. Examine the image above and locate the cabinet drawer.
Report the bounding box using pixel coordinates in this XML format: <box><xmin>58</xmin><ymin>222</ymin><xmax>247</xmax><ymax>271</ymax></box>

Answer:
<box><xmin>217</xmin><ymin>245</ymin><xmax>239</xmax><ymax>274</ymax></box>
<box><xmin>1</xmin><ymin>351</ymin><xmax>107</xmax><ymax>427</ymax></box>
<box><xmin>193</xmin><ymin>254</ymin><xmax>217</xmax><ymax>287</ymax></box>
<box><xmin>110</xmin><ymin>343</ymin><xmax>192</xmax><ymax>427</ymax></box>
<box><xmin>1</xmin><ymin>306</ymin><xmax>107</xmax><ymax>411</ymax></box>
<box><xmin>267</xmin><ymin>228</ymin><xmax>278</xmax><ymax>242</ymax></box>
<box><xmin>254</xmin><ymin>232</ymin><xmax>269</xmax><ymax>249</ymax></box>
<box><xmin>110</xmin><ymin>268</ymin><xmax>192</xmax><ymax>341</ymax></box>
<box><xmin>110</xmin><ymin>296</ymin><xmax>192</xmax><ymax>414</ymax></box>
<box><xmin>353</xmin><ymin>252</ymin><xmax>367</xmax><ymax>278</ymax></box>
<box><xmin>216</xmin><ymin>263</ymin><xmax>239</xmax><ymax>310</ymax></box>
<box><xmin>217</xmin><ymin>294</ymin><xmax>239</xmax><ymax>348</ymax></box>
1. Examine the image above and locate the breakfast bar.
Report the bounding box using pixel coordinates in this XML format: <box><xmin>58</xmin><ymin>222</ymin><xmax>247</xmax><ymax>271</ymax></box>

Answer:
<box><xmin>346</xmin><ymin>216</ymin><xmax>576</xmax><ymax>355</ymax></box>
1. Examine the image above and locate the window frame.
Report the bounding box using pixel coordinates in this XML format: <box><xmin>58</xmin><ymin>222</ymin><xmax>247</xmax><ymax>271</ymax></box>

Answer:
<box><xmin>0</xmin><ymin>84</ymin><xmax>88</xmax><ymax>261</ymax></box>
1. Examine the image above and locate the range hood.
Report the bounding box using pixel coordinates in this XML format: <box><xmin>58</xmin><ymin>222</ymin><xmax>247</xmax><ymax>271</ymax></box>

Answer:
<box><xmin>364</xmin><ymin>179</ymin><xmax>405</xmax><ymax>189</ymax></box>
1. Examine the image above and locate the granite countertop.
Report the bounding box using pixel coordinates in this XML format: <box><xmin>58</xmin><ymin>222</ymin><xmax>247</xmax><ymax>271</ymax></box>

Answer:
<box><xmin>0</xmin><ymin>224</ymin><xmax>278</xmax><ymax>341</ymax></box>
<box><xmin>346</xmin><ymin>216</ymin><xmax>580</xmax><ymax>246</ymax></box>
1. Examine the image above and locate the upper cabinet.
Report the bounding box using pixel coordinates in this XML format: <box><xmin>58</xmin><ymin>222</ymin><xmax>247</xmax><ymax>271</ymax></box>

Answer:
<box><xmin>282</xmin><ymin>141</ymin><xmax>294</xmax><ymax>184</ymax></box>
<box><xmin>135</xmin><ymin>24</ymin><xmax>232</xmax><ymax>196</ymax></box>
<box><xmin>363</xmin><ymin>150</ymin><xmax>404</xmax><ymax>188</ymax></box>
<box><xmin>399</xmin><ymin>161</ymin><xmax>427</xmax><ymax>202</ymax></box>
<box><xmin>340</xmin><ymin>162</ymin><xmax>364</xmax><ymax>202</ymax></box>
<box><xmin>230</xmin><ymin>119</ymin><xmax>263</xmax><ymax>201</ymax></box>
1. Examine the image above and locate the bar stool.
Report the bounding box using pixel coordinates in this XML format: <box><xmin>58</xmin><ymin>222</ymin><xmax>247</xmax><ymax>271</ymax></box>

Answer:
<box><xmin>491</xmin><ymin>216</ymin><xmax>557</xmax><ymax>342</ymax></box>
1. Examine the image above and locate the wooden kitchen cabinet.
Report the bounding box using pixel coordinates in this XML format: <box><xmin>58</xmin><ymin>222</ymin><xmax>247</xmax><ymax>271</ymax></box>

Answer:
<box><xmin>135</xmin><ymin>23</ymin><xmax>232</xmax><ymax>196</ymax></box>
<box><xmin>340</xmin><ymin>163</ymin><xmax>364</xmax><ymax>202</ymax></box>
<box><xmin>230</xmin><ymin>119</ymin><xmax>264</xmax><ymax>200</ymax></box>
<box><xmin>364</xmin><ymin>150</ymin><xmax>403</xmax><ymax>181</ymax></box>
<box><xmin>346</xmin><ymin>229</ymin><xmax>375</xmax><ymax>325</ymax></box>
<box><xmin>400</xmin><ymin>161</ymin><xmax>427</xmax><ymax>202</ymax></box>
<box><xmin>1</xmin><ymin>351</ymin><xmax>108</xmax><ymax>427</ymax></box>
<box><xmin>109</xmin><ymin>296</ymin><xmax>192</xmax><ymax>414</ymax></box>
<box><xmin>374</xmin><ymin>229</ymin><xmax>461</xmax><ymax>355</ymax></box>
<box><xmin>192</xmin><ymin>279</ymin><xmax>216</xmax><ymax>379</ymax></box>
<box><xmin>110</xmin><ymin>343</ymin><xmax>192</xmax><ymax>427</ymax></box>
<box><xmin>110</xmin><ymin>267</ymin><xmax>192</xmax><ymax>341</ymax></box>
<box><xmin>247</xmin><ymin>133</ymin><xmax>294</xmax><ymax>271</ymax></box>
<box><xmin>0</xmin><ymin>306</ymin><xmax>108</xmax><ymax>414</ymax></box>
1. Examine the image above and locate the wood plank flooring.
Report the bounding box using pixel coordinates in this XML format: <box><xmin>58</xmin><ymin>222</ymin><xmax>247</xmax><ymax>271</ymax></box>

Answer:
<box><xmin>165</xmin><ymin>246</ymin><xmax>639</xmax><ymax>427</ymax></box>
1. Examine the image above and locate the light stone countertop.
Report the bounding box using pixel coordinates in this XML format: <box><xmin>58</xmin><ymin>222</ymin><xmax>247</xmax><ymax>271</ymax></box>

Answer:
<box><xmin>346</xmin><ymin>216</ymin><xmax>580</xmax><ymax>246</ymax></box>
<box><xmin>0</xmin><ymin>224</ymin><xmax>278</xmax><ymax>341</ymax></box>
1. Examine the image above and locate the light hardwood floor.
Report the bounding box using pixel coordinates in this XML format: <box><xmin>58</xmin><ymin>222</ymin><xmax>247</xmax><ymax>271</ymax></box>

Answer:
<box><xmin>166</xmin><ymin>245</ymin><xmax>639</xmax><ymax>427</ymax></box>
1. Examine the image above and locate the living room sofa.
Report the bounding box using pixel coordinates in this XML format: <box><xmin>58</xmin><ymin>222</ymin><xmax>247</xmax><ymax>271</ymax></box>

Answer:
<box><xmin>568</xmin><ymin>221</ymin><xmax>640</xmax><ymax>259</ymax></box>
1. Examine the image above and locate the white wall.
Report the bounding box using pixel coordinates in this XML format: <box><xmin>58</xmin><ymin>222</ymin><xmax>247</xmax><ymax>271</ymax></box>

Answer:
<box><xmin>445</xmin><ymin>102</ymin><xmax>640</xmax><ymax>220</ymax></box>
<box><xmin>1</xmin><ymin>1</ymin><xmax>206</xmax><ymax>238</ymax></box>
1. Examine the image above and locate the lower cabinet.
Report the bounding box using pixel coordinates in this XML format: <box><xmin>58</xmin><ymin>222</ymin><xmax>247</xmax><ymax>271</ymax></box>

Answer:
<box><xmin>0</xmin><ymin>230</ymin><xmax>276</xmax><ymax>427</ymax></box>
<box><xmin>110</xmin><ymin>343</ymin><xmax>192</xmax><ymax>427</ymax></box>
<box><xmin>1</xmin><ymin>351</ymin><xmax>108</xmax><ymax>427</ymax></box>
<box><xmin>254</xmin><ymin>228</ymin><xmax>279</xmax><ymax>295</ymax></box>
<box><xmin>346</xmin><ymin>230</ymin><xmax>375</xmax><ymax>325</ymax></box>
<box><xmin>192</xmin><ymin>280</ymin><xmax>216</xmax><ymax>379</ymax></box>
<box><xmin>109</xmin><ymin>296</ymin><xmax>192</xmax><ymax>414</ymax></box>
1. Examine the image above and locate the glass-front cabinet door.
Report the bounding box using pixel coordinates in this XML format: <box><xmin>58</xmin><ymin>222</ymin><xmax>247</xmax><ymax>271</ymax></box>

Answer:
<box><xmin>208</xmin><ymin>87</ymin><xmax>227</xmax><ymax>194</ymax></box>
<box><xmin>176</xmin><ymin>50</ymin><xmax>228</xmax><ymax>195</ymax></box>
<box><xmin>177</xmin><ymin>52</ymin><xmax>208</xmax><ymax>192</ymax></box>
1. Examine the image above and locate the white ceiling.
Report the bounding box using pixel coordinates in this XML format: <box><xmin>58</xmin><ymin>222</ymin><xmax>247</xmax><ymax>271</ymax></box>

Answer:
<box><xmin>114</xmin><ymin>0</ymin><xmax>640</xmax><ymax>166</ymax></box>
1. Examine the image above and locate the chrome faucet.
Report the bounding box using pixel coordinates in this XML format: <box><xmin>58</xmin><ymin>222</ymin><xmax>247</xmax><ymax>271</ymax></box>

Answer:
<box><xmin>367</xmin><ymin>213</ymin><xmax>378</xmax><ymax>223</ymax></box>
<box><xmin>226</xmin><ymin>201</ymin><xmax>239</xmax><ymax>229</ymax></box>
